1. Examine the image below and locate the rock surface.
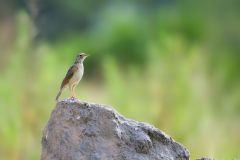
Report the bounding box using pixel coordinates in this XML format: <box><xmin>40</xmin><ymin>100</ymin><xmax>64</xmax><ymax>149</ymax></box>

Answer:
<box><xmin>41</xmin><ymin>99</ymin><xmax>190</xmax><ymax>160</ymax></box>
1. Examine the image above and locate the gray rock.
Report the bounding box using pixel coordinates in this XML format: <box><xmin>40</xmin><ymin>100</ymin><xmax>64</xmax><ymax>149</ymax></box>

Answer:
<box><xmin>41</xmin><ymin>99</ymin><xmax>190</xmax><ymax>160</ymax></box>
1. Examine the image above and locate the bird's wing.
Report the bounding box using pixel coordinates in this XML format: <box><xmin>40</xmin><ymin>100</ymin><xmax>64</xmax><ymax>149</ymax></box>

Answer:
<box><xmin>60</xmin><ymin>65</ymin><xmax>78</xmax><ymax>89</ymax></box>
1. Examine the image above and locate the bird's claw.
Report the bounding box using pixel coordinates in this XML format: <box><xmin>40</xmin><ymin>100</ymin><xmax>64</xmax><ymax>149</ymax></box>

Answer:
<box><xmin>70</xmin><ymin>96</ymin><xmax>76</xmax><ymax>100</ymax></box>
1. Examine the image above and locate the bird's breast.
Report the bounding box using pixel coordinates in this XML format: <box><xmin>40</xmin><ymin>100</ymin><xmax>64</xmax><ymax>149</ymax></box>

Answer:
<box><xmin>69</xmin><ymin>64</ymin><xmax>84</xmax><ymax>85</ymax></box>
<box><xmin>75</xmin><ymin>64</ymin><xmax>84</xmax><ymax>81</ymax></box>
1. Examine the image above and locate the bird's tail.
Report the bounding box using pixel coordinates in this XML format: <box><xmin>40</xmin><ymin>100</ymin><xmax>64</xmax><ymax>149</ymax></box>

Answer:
<box><xmin>56</xmin><ymin>88</ymin><xmax>63</xmax><ymax>101</ymax></box>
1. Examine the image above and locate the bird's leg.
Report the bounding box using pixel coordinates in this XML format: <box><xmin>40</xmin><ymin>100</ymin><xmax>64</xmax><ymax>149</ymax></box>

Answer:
<box><xmin>72</xmin><ymin>84</ymin><xmax>77</xmax><ymax>99</ymax></box>
<box><xmin>70</xmin><ymin>84</ymin><xmax>78</xmax><ymax>99</ymax></box>
<box><xmin>69</xmin><ymin>84</ymin><xmax>74</xmax><ymax>99</ymax></box>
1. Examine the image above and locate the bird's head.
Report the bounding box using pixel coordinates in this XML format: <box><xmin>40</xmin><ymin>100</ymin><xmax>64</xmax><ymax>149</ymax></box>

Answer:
<box><xmin>75</xmin><ymin>53</ymin><xmax>89</xmax><ymax>63</ymax></box>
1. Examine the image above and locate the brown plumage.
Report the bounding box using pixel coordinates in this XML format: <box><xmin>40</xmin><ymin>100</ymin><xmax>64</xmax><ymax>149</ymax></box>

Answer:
<box><xmin>61</xmin><ymin>65</ymin><xmax>78</xmax><ymax>89</ymax></box>
<box><xmin>56</xmin><ymin>53</ymin><xmax>88</xmax><ymax>101</ymax></box>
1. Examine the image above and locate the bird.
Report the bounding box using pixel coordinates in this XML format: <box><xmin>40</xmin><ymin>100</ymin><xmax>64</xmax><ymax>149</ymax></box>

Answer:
<box><xmin>56</xmin><ymin>53</ymin><xmax>88</xmax><ymax>101</ymax></box>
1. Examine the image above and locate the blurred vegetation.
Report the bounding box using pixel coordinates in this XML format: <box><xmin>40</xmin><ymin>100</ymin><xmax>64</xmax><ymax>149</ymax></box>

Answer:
<box><xmin>0</xmin><ymin>0</ymin><xmax>240</xmax><ymax>160</ymax></box>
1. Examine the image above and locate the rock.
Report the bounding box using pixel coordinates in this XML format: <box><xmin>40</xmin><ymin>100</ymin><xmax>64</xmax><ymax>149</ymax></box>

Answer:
<box><xmin>41</xmin><ymin>99</ymin><xmax>190</xmax><ymax>160</ymax></box>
